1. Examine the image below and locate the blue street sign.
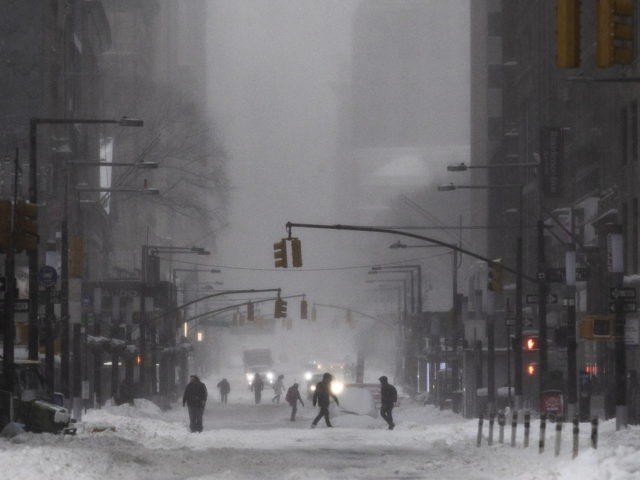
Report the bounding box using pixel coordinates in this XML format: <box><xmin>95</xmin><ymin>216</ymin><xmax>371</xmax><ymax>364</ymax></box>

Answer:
<box><xmin>38</xmin><ymin>266</ymin><xmax>58</xmax><ymax>287</ymax></box>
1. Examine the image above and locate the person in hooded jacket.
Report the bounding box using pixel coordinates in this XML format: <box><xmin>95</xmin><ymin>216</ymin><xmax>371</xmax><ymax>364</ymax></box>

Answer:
<box><xmin>311</xmin><ymin>372</ymin><xmax>339</xmax><ymax>428</ymax></box>
<box><xmin>272</xmin><ymin>374</ymin><xmax>286</xmax><ymax>404</ymax></box>
<box><xmin>285</xmin><ymin>383</ymin><xmax>304</xmax><ymax>421</ymax></box>
<box><xmin>251</xmin><ymin>373</ymin><xmax>264</xmax><ymax>404</ymax></box>
<box><xmin>182</xmin><ymin>375</ymin><xmax>208</xmax><ymax>432</ymax></box>
<box><xmin>379</xmin><ymin>375</ymin><xmax>397</xmax><ymax>430</ymax></box>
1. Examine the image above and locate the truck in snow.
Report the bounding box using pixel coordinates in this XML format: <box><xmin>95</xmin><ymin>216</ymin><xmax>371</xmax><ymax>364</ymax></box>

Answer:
<box><xmin>242</xmin><ymin>348</ymin><xmax>275</xmax><ymax>386</ymax></box>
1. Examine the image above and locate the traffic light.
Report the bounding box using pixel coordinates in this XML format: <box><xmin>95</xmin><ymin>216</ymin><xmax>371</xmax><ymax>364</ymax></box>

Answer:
<box><xmin>487</xmin><ymin>259</ymin><xmax>503</xmax><ymax>293</ymax></box>
<box><xmin>523</xmin><ymin>335</ymin><xmax>540</xmax><ymax>351</ymax></box>
<box><xmin>597</xmin><ymin>0</ymin><xmax>634</xmax><ymax>68</ymax></box>
<box><xmin>247</xmin><ymin>301</ymin><xmax>254</xmax><ymax>321</ymax></box>
<box><xmin>291</xmin><ymin>237</ymin><xmax>302</xmax><ymax>267</ymax></box>
<box><xmin>273</xmin><ymin>239</ymin><xmax>288</xmax><ymax>268</ymax></box>
<box><xmin>275</xmin><ymin>298</ymin><xmax>287</xmax><ymax>318</ymax></box>
<box><xmin>0</xmin><ymin>200</ymin><xmax>10</xmax><ymax>251</ymax></box>
<box><xmin>15</xmin><ymin>201</ymin><xmax>38</xmax><ymax>252</ymax></box>
<box><xmin>556</xmin><ymin>0</ymin><xmax>581</xmax><ymax>68</ymax></box>
<box><xmin>526</xmin><ymin>363</ymin><xmax>538</xmax><ymax>376</ymax></box>
<box><xmin>69</xmin><ymin>235</ymin><xmax>84</xmax><ymax>278</ymax></box>
<box><xmin>300</xmin><ymin>299</ymin><xmax>308</xmax><ymax>319</ymax></box>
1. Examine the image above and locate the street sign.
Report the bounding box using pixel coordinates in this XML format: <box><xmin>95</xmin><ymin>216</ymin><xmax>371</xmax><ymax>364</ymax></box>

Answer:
<box><xmin>38</xmin><ymin>266</ymin><xmax>58</xmax><ymax>288</ymax></box>
<box><xmin>608</xmin><ymin>301</ymin><xmax>638</xmax><ymax>313</ymax></box>
<box><xmin>610</xmin><ymin>287</ymin><xmax>636</xmax><ymax>300</ymax></box>
<box><xmin>526</xmin><ymin>293</ymin><xmax>559</xmax><ymax>304</ymax></box>
<box><xmin>0</xmin><ymin>299</ymin><xmax>30</xmax><ymax>312</ymax></box>
<box><xmin>546</xmin><ymin>267</ymin><xmax>590</xmax><ymax>283</ymax></box>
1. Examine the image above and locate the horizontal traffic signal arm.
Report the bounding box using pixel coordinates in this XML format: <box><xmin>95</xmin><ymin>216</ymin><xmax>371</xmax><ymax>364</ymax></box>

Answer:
<box><xmin>285</xmin><ymin>222</ymin><xmax>540</xmax><ymax>284</ymax></box>
<box><xmin>187</xmin><ymin>293</ymin><xmax>307</xmax><ymax>324</ymax></box>
<box><xmin>151</xmin><ymin>288</ymin><xmax>282</xmax><ymax>321</ymax></box>
<box><xmin>312</xmin><ymin>302</ymin><xmax>396</xmax><ymax>327</ymax></box>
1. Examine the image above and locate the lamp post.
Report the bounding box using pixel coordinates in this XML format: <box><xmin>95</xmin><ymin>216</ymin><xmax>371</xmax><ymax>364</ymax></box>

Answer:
<box><xmin>438</xmin><ymin>182</ymin><xmax>524</xmax><ymax>409</ymax></box>
<box><xmin>139</xmin><ymin>245</ymin><xmax>210</xmax><ymax>397</ymax></box>
<box><xmin>172</xmin><ymin>268</ymin><xmax>221</xmax><ymax>306</ymax></box>
<box><xmin>370</xmin><ymin>265</ymin><xmax>424</xmax><ymax>392</ymax></box>
<box><xmin>445</xmin><ymin>160</ymin><xmax>538</xmax><ymax>412</ymax></box>
<box><xmin>366</xmin><ymin>278</ymin><xmax>407</xmax><ymax>384</ymax></box>
<box><xmin>29</xmin><ymin>116</ymin><xmax>143</xmax><ymax>404</ymax></box>
<box><xmin>68</xmin><ymin>183</ymin><xmax>156</xmax><ymax>413</ymax></box>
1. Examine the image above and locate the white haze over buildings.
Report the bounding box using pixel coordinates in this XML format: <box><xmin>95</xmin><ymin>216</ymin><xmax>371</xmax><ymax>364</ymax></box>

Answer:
<box><xmin>206</xmin><ymin>1</ymin><xmax>470</xmax><ymax>315</ymax></box>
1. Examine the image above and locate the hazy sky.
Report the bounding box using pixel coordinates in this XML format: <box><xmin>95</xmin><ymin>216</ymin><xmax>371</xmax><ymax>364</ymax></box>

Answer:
<box><xmin>206</xmin><ymin>0</ymin><xmax>470</xmax><ymax>313</ymax></box>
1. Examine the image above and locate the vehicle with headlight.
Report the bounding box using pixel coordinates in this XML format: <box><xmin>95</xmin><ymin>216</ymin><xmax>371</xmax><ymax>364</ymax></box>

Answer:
<box><xmin>306</xmin><ymin>372</ymin><xmax>344</xmax><ymax>400</ymax></box>
<box><xmin>0</xmin><ymin>359</ymin><xmax>74</xmax><ymax>434</ymax></box>
<box><xmin>243</xmin><ymin>348</ymin><xmax>275</xmax><ymax>387</ymax></box>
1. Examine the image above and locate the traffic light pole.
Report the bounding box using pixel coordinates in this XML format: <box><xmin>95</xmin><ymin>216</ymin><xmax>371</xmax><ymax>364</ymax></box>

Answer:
<box><xmin>27</xmin><ymin>121</ymin><xmax>39</xmax><ymax>361</ymax></box>
<box><xmin>537</xmin><ymin>220</ymin><xmax>548</xmax><ymax>401</ymax></box>
<box><xmin>2</xmin><ymin>150</ymin><xmax>20</xmax><ymax>398</ymax></box>
<box><xmin>287</xmin><ymin>222</ymin><xmax>539</xmax><ymax>283</ymax></box>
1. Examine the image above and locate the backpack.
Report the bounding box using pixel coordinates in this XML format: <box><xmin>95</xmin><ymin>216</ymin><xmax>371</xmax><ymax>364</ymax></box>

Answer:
<box><xmin>285</xmin><ymin>386</ymin><xmax>297</xmax><ymax>403</ymax></box>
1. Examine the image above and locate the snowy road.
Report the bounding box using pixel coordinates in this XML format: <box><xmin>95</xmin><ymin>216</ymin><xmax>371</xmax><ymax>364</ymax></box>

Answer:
<box><xmin>2</xmin><ymin>392</ymin><xmax>640</xmax><ymax>480</ymax></box>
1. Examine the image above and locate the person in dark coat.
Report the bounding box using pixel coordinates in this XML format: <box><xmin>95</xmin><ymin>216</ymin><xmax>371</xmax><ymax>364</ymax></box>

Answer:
<box><xmin>285</xmin><ymin>383</ymin><xmax>304</xmax><ymax>421</ymax></box>
<box><xmin>217</xmin><ymin>378</ymin><xmax>230</xmax><ymax>404</ymax></box>
<box><xmin>311</xmin><ymin>372</ymin><xmax>339</xmax><ymax>428</ymax></box>
<box><xmin>183</xmin><ymin>375</ymin><xmax>208</xmax><ymax>432</ymax></box>
<box><xmin>251</xmin><ymin>373</ymin><xmax>264</xmax><ymax>404</ymax></box>
<box><xmin>379</xmin><ymin>376</ymin><xmax>398</xmax><ymax>430</ymax></box>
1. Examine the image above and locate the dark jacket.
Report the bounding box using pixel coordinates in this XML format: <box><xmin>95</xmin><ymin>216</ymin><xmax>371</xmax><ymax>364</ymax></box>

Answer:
<box><xmin>251</xmin><ymin>376</ymin><xmax>264</xmax><ymax>392</ymax></box>
<box><xmin>286</xmin><ymin>385</ymin><xmax>304</xmax><ymax>405</ymax></box>
<box><xmin>217</xmin><ymin>379</ymin><xmax>230</xmax><ymax>394</ymax></box>
<box><xmin>183</xmin><ymin>380</ymin><xmax>208</xmax><ymax>408</ymax></box>
<box><xmin>313</xmin><ymin>380</ymin><xmax>338</xmax><ymax>408</ymax></box>
<box><xmin>380</xmin><ymin>378</ymin><xmax>397</xmax><ymax>407</ymax></box>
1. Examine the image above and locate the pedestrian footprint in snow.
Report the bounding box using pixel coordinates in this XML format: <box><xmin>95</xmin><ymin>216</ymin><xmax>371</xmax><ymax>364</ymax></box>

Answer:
<box><xmin>217</xmin><ymin>378</ymin><xmax>230</xmax><ymax>404</ymax></box>
<box><xmin>311</xmin><ymin>372</ymin><xmax>339</xmax><ymax>428</ymax></box>
<box><xmin>272</xmin><ymin>374</ymin><xmax>286</xmax><ymax>404</ymax></box>
<box><xmin>251</xmin><ymin>373</ymin><xmax>264</xmax><ymax>404</ymax></box>
<box><xmin>379</xmin><ymin>376</ymin><xmax>397</xmax><ymax>430</ymax></box>
<box><xmin>286</xmin><ymin>383</ymin><xmax>304</xmax><ymax>421</ymax></box>
<box><xmin>183</xmin><ymin>375</ymin><xmax>208</xmax><ymax>433</ymax></box>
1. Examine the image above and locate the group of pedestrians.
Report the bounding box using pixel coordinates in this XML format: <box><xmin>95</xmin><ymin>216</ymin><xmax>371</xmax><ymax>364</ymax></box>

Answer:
<box><xmin>182</xmin><ymin>373</ymin><xmax>397</xmax><ymax>432</ymax></box>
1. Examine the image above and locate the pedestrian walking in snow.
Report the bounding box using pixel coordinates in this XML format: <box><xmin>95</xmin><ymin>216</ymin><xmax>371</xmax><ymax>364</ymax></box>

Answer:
<box><xmin>272</xmin><ymin>374</ymin><xmax>286</xmax><ymax>404</ymax></box>
<box><xmin>183</xmin><ymin>375</ymin><xmax>208</xmax><ymax>432</ymax></box>
<box><xmin>379</xmin><ymin>376</ymin><xmax>397</xmax><ymax>430</ymax></box>
<box><xmin>217</xmin><ymin>378</ymin><xmax>230</xmax><ymax>404</ymax></box>
<box><xmin>286</xmin><ymin>383</ymin><xmax>304</xmax><ymax>421</ymax></box>
<box><xmin>311</xmin><ymin>372</ymin><xmax>339</xmax><ymax>428</ymax></box>
<box><xmin>251</xmin><ymin>373</ymin><xmax>264</xmax><ymax>404</ymax></box>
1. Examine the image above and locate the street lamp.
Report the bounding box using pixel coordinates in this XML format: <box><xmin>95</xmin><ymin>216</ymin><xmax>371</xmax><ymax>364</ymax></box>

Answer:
<box><xmin>28</xmin><ymin>116</ymin><xmax>144</xmax><ymax>400</ymax></box>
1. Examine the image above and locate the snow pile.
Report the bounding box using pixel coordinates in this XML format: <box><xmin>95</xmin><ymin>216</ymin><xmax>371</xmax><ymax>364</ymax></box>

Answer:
<box><xmin>2</xmin><ymin>398</ymin><xmax>640</xmax><ymax>479</ymax></box>
<box><xmin>557</xmin><ymin>426</ymin><xmax>640</xmax><ymax>480</ymax></box>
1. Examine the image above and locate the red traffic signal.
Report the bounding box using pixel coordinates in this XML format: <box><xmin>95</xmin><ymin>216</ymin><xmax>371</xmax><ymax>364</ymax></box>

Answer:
<box><xmin>523</xmin><ymin>335</ymin><xmax>539</xmax><ymax>351</ymax></box>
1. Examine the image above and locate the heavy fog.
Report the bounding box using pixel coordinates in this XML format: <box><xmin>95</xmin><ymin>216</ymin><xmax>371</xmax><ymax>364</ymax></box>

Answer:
<box><xmin>202</xmin><ymin>0</ymin><xmax>470</xmax><ymax>374</ymax></box>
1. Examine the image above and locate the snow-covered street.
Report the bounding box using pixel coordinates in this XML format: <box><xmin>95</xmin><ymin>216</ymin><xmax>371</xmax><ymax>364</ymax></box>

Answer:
<box><xmin>2</xmin><ymin>384</ymin><xmax>640</xmax><ymax>480</ymax></box>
